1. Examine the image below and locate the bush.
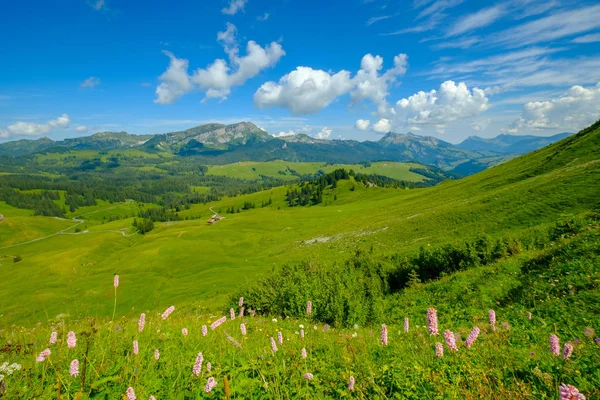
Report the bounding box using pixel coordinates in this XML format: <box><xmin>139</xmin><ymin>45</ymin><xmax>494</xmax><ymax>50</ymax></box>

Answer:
<box><xmin>14</xmin><ymin>255</ymin><xmax>22</xmax><ymax>263</ymax></box>
<box><xmin>550</xmin><ymin>214</ymin><xmax>585</xmax><ymax>239</ymax></box>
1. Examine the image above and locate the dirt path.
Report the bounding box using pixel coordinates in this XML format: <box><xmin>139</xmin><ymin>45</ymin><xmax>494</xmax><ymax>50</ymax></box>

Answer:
<box><xmin>0</xmin><ymin>202</ymin><xmax>137</xmax><ymax>250</ymax></box>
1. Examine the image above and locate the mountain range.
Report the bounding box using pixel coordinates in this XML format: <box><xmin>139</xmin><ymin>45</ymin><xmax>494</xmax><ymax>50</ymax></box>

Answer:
<box><xmin>0</xmin><ymin>122</ymin><xmax>573</xmax><ymax>175</ymax></box>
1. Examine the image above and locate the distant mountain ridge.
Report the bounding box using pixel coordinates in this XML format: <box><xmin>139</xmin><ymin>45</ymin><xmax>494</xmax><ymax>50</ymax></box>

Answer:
<box><xmin>457</xmin><ymin>132</ymin><xmax>572</xmax><ymax>154</ymax></box>
<box><xmin>0</xmin><ymin>122</ymin><xmax>573</xmax><ymax>175</ymax></box>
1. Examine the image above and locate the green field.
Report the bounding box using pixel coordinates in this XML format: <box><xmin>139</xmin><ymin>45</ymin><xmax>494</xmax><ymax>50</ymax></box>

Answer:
<box><xmin>205</xmin><ymin>161</ymin><xmax>428</xmax><ymax>182</ymax></box>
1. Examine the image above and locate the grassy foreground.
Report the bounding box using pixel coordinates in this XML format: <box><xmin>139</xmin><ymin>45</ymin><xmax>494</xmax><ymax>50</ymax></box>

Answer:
<box><xmin>1</xmin><ymin>226</ymin><xmax>598</xmax><ymax>399</ymax></box>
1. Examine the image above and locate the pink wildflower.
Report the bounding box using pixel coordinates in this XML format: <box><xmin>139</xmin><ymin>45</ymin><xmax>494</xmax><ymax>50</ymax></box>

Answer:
<box><xmin>69</xmin><ymin>359</ymin><xmax>79</xmax><ymax>377</ymax></box>
<box><xmin>206</xmin><ymin>362</ymin><xmax>212</xmax><ymax>372</ymax></box>
<box><xmin>301</xmin><ymin>347</ymin><xmax>307</xmax><ymax>359</ymax></box>
<box><xmin>133</xmin><ymin>340</ymin><xmax>139</xmax><ymax>355</ymax></box>
<box><xmin>240</xmin><ymin>323</ymin><xmax>247</xmax><ymax>336</ymax></box>
<box><xmin>161</xmin><ymin>306</ymin><xmax>175</xmax><ymax>320</ymax></box>
<box><xmin>36</xmin><ymin>348</ymin><xmax>51</xmax><ymax>362</ymax></box>
<box><xmin>67</xmin><ymin>331</ymin><xmax>76</xmax><ymax>349</ymax></box>
<box><xmin>239</xmin><ymin>307</ymin><xmax>245</xmax><ymax>318</ymax></box>
<box><xmin>465</xmin><ymin>327</ymin><xmax>481</xmax><ymax>349</ymax></box>
<box><xmin>193</xmin><ymin>352</ymin><xmax>203</xmax><ymax>376</ymax></box>
<box><xmin>348</xmin><ymin>376</ymin><xmax>355</xmax><ymax>391</ymax></box>
<box><xmin>427</xmin><ymin>308</ymin><xmax>438</xmax><ymax>335</ymax></box>
<box><xmin>550</xmin><ymin>334</ymin><xmax>560</xmax><ymax>356</ymax></box>
<box><xmin>303</xmin><ymin>372</ymin><xmax>314</xmax><ymax>380</ymax></box>
<box><xmin>204</xmin><ymin>377</ymin><xmax>217</xmax><ymax>393</ymax></box>
<box><xmin>114</xmin><ymin>275</ymin><xmax>119</xmax><ymax>288</ymax></box>
<box><xmin>150</xmin><ymin>397</ymin><xmax>156</xmax><ymax>400</ymax></box>
<box><xmin>210</xmin><ymin>316</ymin><xmax>227</xmax><ymax>330</ymax></box>
<box><xmin>278</xmin><ymin>331</ymin><xmax>283</xmax><ymax>344</ymax></box>
<box><xmin>270</xmin><ymin>337</ymin><xmax>278</xmax><ymax>352</ymax></box>
<box><xmin>560</xmin><ymin>383</ymin><xmax>586</xmax><ymax>400</ymax></box>
<box><xmin>126</xmin><ymin>387</ymin><xmax>136</xmax><ymax>400</ymax></box>
<box><xmin>138</xmin><ymin>313</ymin><xmax>146</xmax><ymax>333</ymax></box>
<box><xmin>182</xmin><ymin>328</ymin><xmax>188</xmax><ymax>336</ymax></box>
<box><xmin>435</xmin><ymin>342</ymin><xmax>444</xmax><ymax>358</ymax></box>
<box><xmin>300</xmin><ymin>329</ymin><xmax>305</xmax><ymax>339</ymax></box>
<box><xmin>307</xmin><ymin>301</ymin><xmax>312</xmax><ymax>316</ymax></box>
<box><xmin>563</xmin><ymin>343</ymin><xmax>574</xmax><ymax>360</ymax></box>
<box><xmin>404</xmin><ymin>317</ymin><xmax>409</xmax><ymax>333</ymax></box>
<box><xmin>230</xmin><ymin>308</ymin><xmax>235</xmax><ymax>320</ymax></box>
<box><xmin>444</xmin><ymin>330</ymin><xmax>458</xmax><ymax>351</ymax></box>
<box><xmin>381</xmin><ymin>324</ymin><xmax>388</xmax><ymax>346</ymax></box>
<box><xmin>154</xmin><ymin>349</ymin><xmax>160</xmax><ymax>360</ymax></box>
<box><xmin>239</xmin><ymin>297</ymin><xmax>244</xmax><ymax>307</ymax></box>
<box><xmin>202</xmin><ymin>325</ymin><xmax>208</xmax><ymax>336</ymax></box>
<box><xmin>49</xmin><ymin>331</ymin><xmax>57</xmax><ymax>345</ymax></box>
<box><xmin>489</xmin><ymin>309</ymin><xmax>496</xmax><ymax>331</ymax></box>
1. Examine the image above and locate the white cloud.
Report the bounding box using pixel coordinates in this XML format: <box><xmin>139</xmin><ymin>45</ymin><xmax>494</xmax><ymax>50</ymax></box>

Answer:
<box><xmin>351</xmin><ymin>53</ymin><xmax>408</xmax><ymax>115</ymax></box>
<box><xmin>154</xmin><ymin>51</ymin><xmax>194</xmax><ymax>104</ymax></box>
<box><xmin>367</xmin><ymin>12</ymin><xmax>399</xmax><ymax>26</ymax></box>
<box><xmin>89</xmin><ymin>0</ymin><xmax>105</xmax><ymax>11</ymax></box>
<box><xmin>4</xmin><ymin>114</ymin><xmax>70</xmax><ymax>137</ymax></box>
<box><xmin>315</xmin><ymin>127</ymin><xmax>332</xmax><ymax>139</ymax></box>
<box><xmin>471</xmin><ymin>118</ymin><xmax>491</xmax><ymax>132</ymax></box>
<box><xmin>0</xmin><ymin>130</ymin><xmax>9</xmax><ymax>139</ymax></box>
<box><xmin>373</xmin><ymin>118</ymin><xmax>392</xmax><ymax>133</ymax></box>
<box><xmin>75</xmin><ymin>125</ymin><xmax>88</xmax><ymax>133</ymax></box>
<box><xmin>381</xmin><ymin>13</ymin><xmax>443</xmax><ymax>35</ymax></box>
<box><xmin>254</xmin><ymin>67</ymin><xmax>353</xmax><ymax>114</ymax></box>
<box><xmin>274</xmin><ymin>129</ymin><xmax>296</xmax><ymax>137</ymax></box>
<box><xmin>491</xmin><ymin>4</ymin><xmax>600</xmax><ymax>47</ymax></box>
<box><xmin>510</xmin><ymin>82</ymin><xmax>600</xmax><ymax>132</ymax></box>
<box><xmin>572</xmin><ymin>33</ymin><xmax>600</xmax><ymax>44</ymax></box>
<box><xmin>417</xmin><ymin>0</ymin><xmax>464</xmax><ymax>20</ymax></box>
<box><xmin>395</xmin><ymin>81</ymin><xmax>489</xmax><ymax>127</ymax></box>
<box><xmin>257</xmin><ymin>12</ymin><xmax>270</xmax><ymax>21</ymax></box>
<box><xmin>254</xmin><ymin>53</ymin><xmax>407</xmax><ymax>115</ymax></box>
<box><xmin>355</xmin><ymin>119</ymin><xmax>370</xmax><ymax>131</ymax></box>
<box><xmin>155</xmin><ymin>24</ymin><xmax>284</xmax><ymax>104</ymax></box>
<box><xmin>446</xmin><ymin>6</ymin><xmax>504</xmax><ymax>37</ymax></box>
<box><xmin>80</xmin><ymin>77</ymin><xmax>101</xmax><ymax>88</ymax></box>
<box><xmin>222</xmin><ymin>0</ymin><xmax>247</xmax><ymax>15</ymax></box>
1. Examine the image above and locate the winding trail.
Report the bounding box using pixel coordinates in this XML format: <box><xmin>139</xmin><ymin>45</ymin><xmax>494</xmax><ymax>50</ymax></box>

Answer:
<box><xmin>0</xmin><ymin>201</ymin><xmax>137</xmax><ymax>250</ymax></box>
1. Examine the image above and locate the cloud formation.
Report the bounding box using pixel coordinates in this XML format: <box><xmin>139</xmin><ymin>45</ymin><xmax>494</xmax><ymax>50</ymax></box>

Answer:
<box><xmin>373</xmin><ymin>118</ymin><xmax>391</xmax><ymax>133</ymax></box>
<box><xmin>155</xmin><ymin>23</ymin><xmax>284</xmax><ymax>104</ymax></box>
<box><xmin>222</xmin><ymin>0</ymin><xmax>247</xmax><ymax>15</ymax></box>
<box><xmin>81</xmin><ymin>77</ymin><xmax>101</xmax><ymax>89</ymax></box>
<box><xmin>510</xmin><ymin>82</ymin><xmax>600</xmax><ymax>132</ymax></box>
<box><xmin>355</xmin><ymin>119</ymin><xmax>370</xmax><ymax>131</ymax></box>
<box><xmin>254</xmin><ymin>53</ymin><xmax>407</xmax><ymax>115</ymax></box>
<box><xmin>315</xmin><ymin>127</ymin><xmax>332</xmax><ymax>139</ymax></box>
<box><xmin>3</xmin><ymin>114</ymin><xmax>70</xmax><ymax>137</ymax></box>
<box><xmin>395</xmin><ymin>81</ymin><xmax>489</xmax><ymax>127</ymax></box>
<box><xmin>75</xmin><ymin>125</ymin><xmax>88</xmax><ymax>133</ymax></box>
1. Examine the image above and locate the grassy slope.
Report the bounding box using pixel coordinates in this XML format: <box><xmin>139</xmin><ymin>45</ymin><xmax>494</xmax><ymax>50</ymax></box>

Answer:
<box><xmin>0</xmin><ymin>123</ymin><xmax>599</xmax><ymax>326</ymax></box>
<box><xmin>1</xmin><ymin>228</ymin><xmax>598</xmax><ymax>399</ymax></box>
<box><xmin>206</xmin><ymin>161</ymin><xmax>428</xmax><ymax>182</ymax></box>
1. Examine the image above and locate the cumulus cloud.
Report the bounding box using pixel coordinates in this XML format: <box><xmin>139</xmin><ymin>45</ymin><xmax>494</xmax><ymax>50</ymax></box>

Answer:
<box><xmin>315</xmin><ymin>127</ymin><xmax>332</xmax><ymax>139</ymax></box>
<box><xmin>274</xmin><ymin>130</ymin><xmax>296</xmax><ymax>137</ymax></box>
<box><xmin>373</xmin><ymin>118</ymin><xmax>392</xmax><ymax>133</ymax></box>
<box><xmin>254</xmin><ymin>53</ymin><xmax>407</xmax><ymax>115</ymax></box>
<box><xmin>75</xmin><ymin>125</ymin><xmax>88</xmax><ymax>133</ymax></box>
<box><xmin>510</xmin><ymin>82</ymin><xmax>600</xmax><ymax>132</ymax></box>
<box><xmin>81</xmin><ymin>77</ymin><xmax>101</xmax><ymax>88</ymax></box>
<box><xmin>4</xmin><ymin>114</ymin><xmax>70</xmax><ymax>137</ymax></box>
<box><xmin>155</xmin><ymin>23</ymin><xmax>284</xmax><ymax>104</ymax></box>
<box><xmin>351</xmin><ymin>53</ymin><xmax>408</xmax><ymax>115</ymax></box>
<box><xmin>222</xmin><ymin>0</ymin><xmax>247</xmax><ymax>15</ymax></box>
<box><xmin>254</xmin><ymin>67</ymin><xmax>353</xmax><ymax>114</ymax></box>
<box><xmin>355</xmin><ymin>119</ymin><xmax>370</xmax><ymax>131</ymax></box>
<box><xmin>395</xmin><ymin>81</ymin><xmax>489</xmax><ymax>127</ymax></box>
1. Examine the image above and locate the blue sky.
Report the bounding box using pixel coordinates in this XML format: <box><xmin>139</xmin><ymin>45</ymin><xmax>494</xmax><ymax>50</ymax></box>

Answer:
<box><xmin>0</xmin><ymin>0</ymin><xmax>599</xmax><ymax>144</ymax></box>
